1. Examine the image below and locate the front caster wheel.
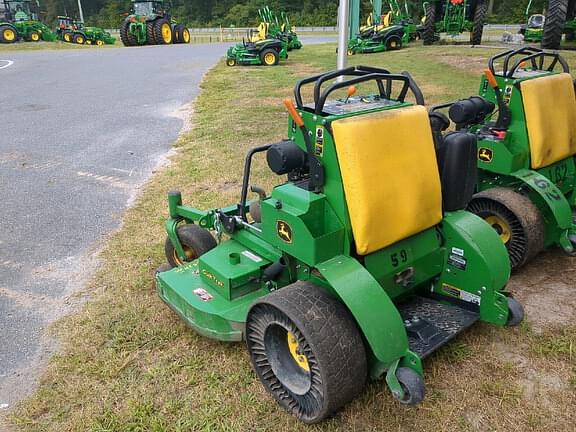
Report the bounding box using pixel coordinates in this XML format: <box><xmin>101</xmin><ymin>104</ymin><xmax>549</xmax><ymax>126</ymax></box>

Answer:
<box><xmin>164</xmin><ymin>224</ymin><xmax>216</xmax><ymax>267</ymax></box>
<box><xmin>393</xmin><ymin>367</ymin><xmax>425</xmax><ymax>406</ymax></box>
<box><xmin>246</xmin><ymin>282</ymin><xmax>367</xmax><ymax>424</ymax></box>
<box><xmin>506</xmin><ymin>297</ymin><xmax>524</xmax><ymax>327</ymax></box>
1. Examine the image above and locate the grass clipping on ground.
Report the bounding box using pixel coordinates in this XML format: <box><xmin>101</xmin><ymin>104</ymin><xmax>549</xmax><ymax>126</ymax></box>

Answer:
<box><xmin>10</xmin><ymin>45</ymin><xmax>576</xmax><ymax>431</ymax></box>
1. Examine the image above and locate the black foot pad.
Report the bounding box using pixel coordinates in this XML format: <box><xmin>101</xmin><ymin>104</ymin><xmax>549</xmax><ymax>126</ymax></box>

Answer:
<box><xmin>398</xmin><ymin>296</ymin><xmax>479</xmax><ymax>358</ymax></box>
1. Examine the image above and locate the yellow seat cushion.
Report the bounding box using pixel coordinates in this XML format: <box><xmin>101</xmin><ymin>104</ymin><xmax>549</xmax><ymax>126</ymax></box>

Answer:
<box><xmin>520</xmin><ymin>73</ymin><xmax>576</xmax><ymax>169</ymax></box>
<box><xmin>332</xmin><ymin>105</ymin><xmax>443</xmax><ymax>255</ymax></box>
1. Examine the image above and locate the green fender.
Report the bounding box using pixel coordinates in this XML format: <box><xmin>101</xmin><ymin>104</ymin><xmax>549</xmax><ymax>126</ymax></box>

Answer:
<box><xmin>440</xmin><ymin>211</ymin><xmax>510</xmax><ymax>326</ymax></box>
<box><xmin>317</xmin><ymin>255</ymin><xmax>409</xmax><ymax>366</ymax></box>
<box><xmin>511</xmin><ymin>169</ymin><xmax>573</xmax><ymax>230</ymax></box>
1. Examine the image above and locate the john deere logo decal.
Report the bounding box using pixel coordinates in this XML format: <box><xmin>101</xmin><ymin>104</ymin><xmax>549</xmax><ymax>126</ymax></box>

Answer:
<box><xmin>277</xmin><ymin>220</ymin><xmax>293</xmax><ymax>243</ymax></box>
<box><xmin>478</xmin><ymin>147</ymin><xmax>493</xmax><ymax>163</ymax></box>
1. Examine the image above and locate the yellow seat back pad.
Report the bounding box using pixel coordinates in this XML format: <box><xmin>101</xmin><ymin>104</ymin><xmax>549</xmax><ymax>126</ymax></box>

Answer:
<box><xmin>520</xmin><ymin>73</ymin><xmax>576</xmax><ymax>169</ymax></box>
<box><xmin>332</xmin><ymin>105</ymin><xmax>443</xmax><ymax>255</ymax></box>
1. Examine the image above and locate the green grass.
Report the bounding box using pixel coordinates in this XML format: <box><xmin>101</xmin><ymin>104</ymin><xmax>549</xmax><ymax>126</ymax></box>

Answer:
<box><xmin>0</xmin><ymin>40</ymin><xmax>119</xmax><ymax>51</ymax></box>
<box><xmin>7</xmin><ymin>43</ymin><xmax>576</xmax><ymax>431</ymax></box>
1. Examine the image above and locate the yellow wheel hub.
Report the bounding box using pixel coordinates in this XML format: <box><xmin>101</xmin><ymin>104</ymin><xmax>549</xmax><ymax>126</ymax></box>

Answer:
<box><xmin>287</xmin><ymin>332</ymin><xmax>309</xmax><ymax>371</ymax></box>
<box><xmin>485</xmin><ymin>215</ymin><xmax>512</xmax><ymax>244</ymax></box>
<box><xmin>77</xmin><ymin>36</ymin><xmax>84</xmax><ymax>44</ymax></box>
<box><xmin>161</xmin><ymin>23</ymin><xmax>172</xmax><ymax>43</ymax></box>
<box><xmin>31</xmin><ymin>33</ymin><xmax>39</xmax><ymax>41</ymax></box>
<box><xmin>4</xmin><ymin>28</ymin><xmax>15</xmax><ymax>41</ymax></box>
<box><xmin>391</xmin><ymin>41</ymin><xmax>397</xmax><ymax>47</ymax></box>
<box><xmin>183</xmin><ymin>29</ymin><xmax>190</xmax><ymax>43</ymax></box>
<box><xmin>264</xmin><ymin>52</ymin><xmax>276</xmax><ymax>65</ymax></box>
<box><xmin>172</xmin><ymin>245</ymin><xmax>196</xmax><ymax>266</ymax></box>
<box><xmin>96</xmin><ymin>40</ymin><xmax>103</xmax><ymax>46</ymax></box>
<box><xmin>64</xmin><ymin>33</ymin><xmax>71</xmax><ymax>42</ymax></box>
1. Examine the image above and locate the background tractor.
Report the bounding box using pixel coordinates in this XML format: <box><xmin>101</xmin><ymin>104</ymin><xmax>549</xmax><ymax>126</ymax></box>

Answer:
<box><xmin>519</xmin><ymin>0</ymin><xmax>546</xmax><ymax>43</ymax></box>
<box><xmin>226</xmin><ymin>29</ymin><xmax>287</xmax><ymax>66</ymax></box>
<box><xmin>0</xmin><ymin>0</ymin><xmax>55</xmax><ymax>43</ymax></box>
<box><xmin>430</xmin><ymin>47</ymin><xmax>576</xmax><ymax>269</ymax></box>
<box><xmin>56</xmin><ymin>15</ymin><xmax>115</xmax><ymax>45</ymax></box>
<box><xmin>56</xmin><ymin>15</ymin><xmax>74</xmax><ymax>42</ymax></box>
<box><xmin>156</xmin><ymin>66</ymin><xmax>523</xmax><ymax>422</ymax></box>
<box><xmin>541</xmin><ymin>0</ymin><xmax>576</xmax><ymax>49</ymax></box>
<box><xmin>120</xmin><ymin>0</ymin><xmax>189</xmax><ymax>47</ymax></box>
<box><xmin>421</xmin><ymin>0</ymin><xmax>487</xmax><ymax>45</ymax></box>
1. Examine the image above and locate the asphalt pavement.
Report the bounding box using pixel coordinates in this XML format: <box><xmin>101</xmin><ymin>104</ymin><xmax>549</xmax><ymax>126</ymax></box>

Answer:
<box><xmin>0</xmin><ymin>36</ymin><xmax>335</xmax><ymax>410</ymax></box>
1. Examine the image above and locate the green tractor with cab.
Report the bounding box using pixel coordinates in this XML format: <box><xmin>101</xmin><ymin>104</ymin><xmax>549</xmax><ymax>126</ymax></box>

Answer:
<box><xmin>0</xmin><ymin>0</ymin><xmax>55</xmax><ymax>43</ymax></box>
<box><xmin>421</xmin><ymin>0</ymin><xmax>487</xmax><ymax>45</ymax></box>
<box><xmin>226</xmin><ymin>29</ymin><xmax>288</xmax><ymax>66</ymax></box>
<box><xmin>431</xmin><ymin>47</ymin><xmax>576</xmax><ymax>269</ymax></box>
<box><xmin>56</xmin><ymin>15</ymin><xmax>74</xmax><ymax>42</ymax></box>
<box><xmin>156</xmin><ymin>66</ymin><xmax>524</xmax><ymax>422</ymax></box>
<box><xmin>120</xmin><ymin>0</ymin><xmax>189</xmax><ymax>46</ymax></box>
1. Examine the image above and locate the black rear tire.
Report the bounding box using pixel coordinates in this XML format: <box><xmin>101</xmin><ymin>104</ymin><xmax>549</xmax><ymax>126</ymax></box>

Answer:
<box><xmin>470</xmin><ymin>0</ymin><xmax>487</xmax><ymax>45</ymax></box>
<box><xmin>542</xmin><ymin>0</ymin><xmax>568</xmax><ymax>49</ymax></box>
<box><xmin>423</xmin><ymin>3</ymin><xmax>436</xmax><ymax>45</ymax></box>
<box><xmin>0</xmin><ymin>25</ymin><xmax>18</xmax><ymax>43</ymax></box>
<box><xmin>154</xmin><ymin>18</ymin><xmax>172</xmax><ymax>44</ymax></box>
<box><xmin>385</xmin><ymin>35</ymin><xmax>402</xmax><ymax>50</ymax></box>
<box><xmin>246</xmin><ymin>282</ymin><xmax>367</xmax><ymax>424</ymax></box>
<box><xmin>164</xmin><ymin>224</ymin><xmax>216</xmax><ymax>267</ymax></box>
<box><xmin>73</xmin><ymin>33</ymin><xmax>85</xmax><ymax>45</ymax></box>
<box><xmin>146</xmin><ymin>20</ymin><xmax>157</xmax><ymax>45</ymax></box>
<box><xmin>120</xmin><ymin>20</ymin><xmax>137</xmax><ymax>46</ymax></box>
<box><xmin>173</xmin><ymin>24</ymin><xmax>183</xmax><ymax>43</ymax></box>
<box><xmin>260</xmin><ymin>48</ymin><xmax>279</xmax><ymax>66</ymax></box>
<box><xmin>467</xmin><ymin>187</ymin><xmax>545</xmax><ymax>270</ymax></box>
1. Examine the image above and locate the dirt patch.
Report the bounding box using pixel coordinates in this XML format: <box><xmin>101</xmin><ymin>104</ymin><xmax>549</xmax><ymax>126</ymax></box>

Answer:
<box><xmin>507</xmin><ymin>252</ymin><xmax>576</xmax><ymax>333</ymax></box>
<box><xmin>436</xmin><ymin>55</ymin><xmax>486</xmax><ymax>73</ymax></box>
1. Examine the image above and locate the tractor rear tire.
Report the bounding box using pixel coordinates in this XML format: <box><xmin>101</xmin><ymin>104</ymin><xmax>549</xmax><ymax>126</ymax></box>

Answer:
<box><xmin>120</xmin><ymin>20</ymin><xmax>137</xmax><ymax>46</ymax></box>
<box><xmin>467</xmin><ymin>187</ymin><xmax>545</xmax><ymax>270</ymax></box>
<box><xmin>0</xmin><ymin>25</ymin><xmax>17</xmax><ymax>44</ymax></box>
<box><xmin>246</xmin><ymin>282</ymin><xmax>367</xmax><ymax>424</ymax></box>
<box><xmin>423</xmin><ymin>3</ymin><xmax>436</xmax><ymax>45</ymax></box>
<box><xmin>164</xmin><ymin>224</ymin><xmax>216</xmax><ymax>267</ymax></box>
<box><xmin>63</xmin><ymin>31</ymin><xmax>72</xmax><ymax>43</ymax></box>
<box><xmin>470</xmin><ymin>0</ymin><xmax>487</xmax><ymax>45</ymax></box>
<box><xmin>260</xmin><ymin>48</ymin><xmax>279</xmax><ymax>66</ymax></box>
<box><xmin>154</xmin><ymin>19</ymin><xmax>173</xmax><ymax>45</ymax></box>
<box><xmin>542</xmin><ymin>0</ymin><xmax>568</xmax><ymax>49</ymax></box>
<box><xmin>73</xmin><ymin>33</ymin><xmax>85</xmax><ymax>45</ymax></box>
<box><xmin>146</xmin><ymin>20</ymin><xmax>157</xmax><ymax>45</ymax></box>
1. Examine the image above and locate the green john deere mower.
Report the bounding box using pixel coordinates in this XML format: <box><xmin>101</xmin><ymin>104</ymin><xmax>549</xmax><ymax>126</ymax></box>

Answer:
<box><xmin>226</xmin><ymin>29</ymin><xmax>287</xmax><ymax>66</ymax></box>
<box><xmin>120</xmin><ymin>0</ymin><xmax>189</xmax><ymax>46</ymax></box>
<box><xmin>347</xmin><ymin>13</ymin><xmax>406</xmax><ymax>54</ymax></box>
<box><xmin>156</xmin><ymin>66</ymin><xmax>523</xmax><ymax>422</ymax></box>
<box><xmin>0</xmin><ymin>0</ymin><xmax>55</xmax><ymax>43</ymax></box>
<box><xmin>430</xmin><ymin>47</ymin><xmax>576</xmax><ymax>269</ymax></box>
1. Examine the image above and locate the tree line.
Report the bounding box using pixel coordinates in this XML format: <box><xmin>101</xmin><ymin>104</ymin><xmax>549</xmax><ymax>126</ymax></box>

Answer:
<box><xmin>38</xmin><ymin>0</ymin><xmax>550</xmax><ymax>29</ymax></box>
